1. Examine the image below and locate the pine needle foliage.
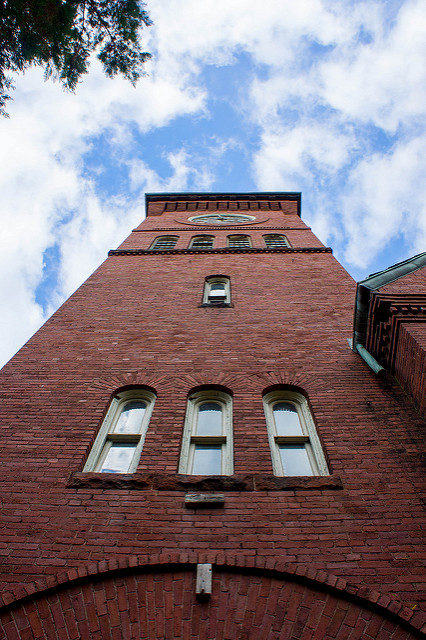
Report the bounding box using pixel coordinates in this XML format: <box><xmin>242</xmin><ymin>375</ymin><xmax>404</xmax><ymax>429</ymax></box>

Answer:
<box><xmin>0</xmin><ymin>0</ymin><xmax>152</xmax><ymax>115</ymax></box>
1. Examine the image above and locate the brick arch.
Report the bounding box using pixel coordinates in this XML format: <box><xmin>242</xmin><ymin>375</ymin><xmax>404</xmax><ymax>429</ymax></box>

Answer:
<box><xmin>90</xmin><ymin>373</ymin><xmax>169</xmax><ymax>394</ymax></box>
<box><xmin>0</xmin><ymin>554</ymin><xmax>423</xmax><ymax>638</ymax></box>
<box><xmin>248</xmin><ymin>369</ymin><xmax>316</xmax><ymax>390</ymax></box>
<box><xmin>172</xmin><ymin>373</ymin><xmax>244</xmax><ymax>391</ymax></box>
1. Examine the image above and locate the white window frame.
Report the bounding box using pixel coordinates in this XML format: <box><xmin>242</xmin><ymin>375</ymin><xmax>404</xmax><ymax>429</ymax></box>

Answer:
<box><xmin>263</xmin><ymin>390</ymin><xmax>329</xmax><ymax>476</ymax></box>
<box><xmin>150</xmin><ymin>236</ymin><xmax>178</xmax><ymax>249</ymax></box>
<box><xmin>227</xmin><ymin>234</ymin><xmax>252</xmax><ymax>248</ymax></box>
<box><xmin>83</xmin><ymin>389</ymin><xmax>156</xmax><ymax>473</ymax></box>
<box><xmin>179</xmin><ymin>390</ymin><xmax>233</xmax><ymax>475</ymax></box>
<box><xmin>203</xmin><ymin>276</ymin><xmax>231</xmax><ymax>304</ymax></box>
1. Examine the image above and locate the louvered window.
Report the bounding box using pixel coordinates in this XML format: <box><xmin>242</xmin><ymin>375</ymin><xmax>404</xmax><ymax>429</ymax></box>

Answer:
<box><xmin>150</xmin><ymin>236</ymin><xmax>178</xmax><ymax>249</ymax></box>
<box><xmin>263</xmin><ymin>234</ymin><xmax>289</xmax><ymax>248</ymax></box>
<box><xmin>190</xmin><ymin>235</ymin><xmax>214</xmax><ymax>249</ymax></box>
<box><xmin>227</xmin><ymin>235</ymin><xmax>251</xmax><ymax>248</ymax></box>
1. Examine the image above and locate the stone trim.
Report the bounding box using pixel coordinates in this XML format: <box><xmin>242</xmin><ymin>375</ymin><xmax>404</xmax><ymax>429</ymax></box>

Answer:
<box><xmin>108</xmin><ymin>247</ymin><xmax>332</xmax><ymax>256</ymax></box>
<box><xmin>0</xmin><ymin>553</ymin><xmax>423</xmax><ymax>635</ymax></box>
<box><xmin>66</xmin><ymin>471</ymin><xmax>343</xmax><ymax>491</ymax></box>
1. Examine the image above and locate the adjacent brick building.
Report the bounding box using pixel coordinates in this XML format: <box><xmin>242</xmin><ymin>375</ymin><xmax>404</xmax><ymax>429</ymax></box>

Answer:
<box><xmin>353</xmin><ymin>253</ymin><xmax>426</xmax><ymax>414</ymax></box>
<box><xmin>0</xmin><ymin>192</ymin><xmax>424</xmax><ymax>639</ymax></box>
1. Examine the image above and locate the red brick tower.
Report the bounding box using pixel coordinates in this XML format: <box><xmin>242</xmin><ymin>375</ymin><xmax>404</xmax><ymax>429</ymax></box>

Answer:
<box><xmin>0</xmin><ymin>193</ymin><xmax>424</xmax><ymax>639</ymax></box>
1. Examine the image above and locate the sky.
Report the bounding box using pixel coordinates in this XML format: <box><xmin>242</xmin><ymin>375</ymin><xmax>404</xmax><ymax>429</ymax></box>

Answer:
<box><xmin>0</xmin><ymin>0</ymin><xmax>425</xmax><ymax>367</ymax></box>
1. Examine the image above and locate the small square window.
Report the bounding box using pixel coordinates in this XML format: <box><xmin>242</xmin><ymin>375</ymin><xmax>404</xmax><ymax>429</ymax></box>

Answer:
<box><xmin>203</xmin><ymin>276</ymin><xmax>231</xmax><ymax>304</ymax></box>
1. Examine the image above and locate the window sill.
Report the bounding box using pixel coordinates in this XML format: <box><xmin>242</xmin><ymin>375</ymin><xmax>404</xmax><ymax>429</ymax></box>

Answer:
<box><xmin>67</xmin><ymin>472</ymin><xmax>343</xmax><ymax>491</ymax></box>
<box><xmin>199</xmin><ymin>303</ymin><xmax>234</xmax><ymax>308</ymax></box>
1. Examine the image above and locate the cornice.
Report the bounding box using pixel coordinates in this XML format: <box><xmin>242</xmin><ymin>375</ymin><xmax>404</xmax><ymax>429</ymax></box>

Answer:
<box><xmin>145</xmin><ymin>192</ymin><xmax>302</xmax><ymax>217</ymax></box>
<box><xmin>365</xmin><ymin>292</ymin><xmax>426</xmax><ymax>370</ymax></box>
<box><xmin>146</xmin><ymin>191</ymin><xmax>301</xmax><ymax>201</ymax></box>
<box><xmin>131</xmin><ymin>226</ymin><xmax>311</xmax><ymax>232</ymax></box>
<box><xmin>108</xmin><ymin>247</ymin><xmax>332</xmax><ymax>256</ymax></box>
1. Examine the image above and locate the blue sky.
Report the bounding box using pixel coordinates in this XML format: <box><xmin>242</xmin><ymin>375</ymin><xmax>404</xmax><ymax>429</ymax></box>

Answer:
<box><xmin>0</xmin><ymin>0</ymin><xmax>425</xmax><ymax>366</ymax></box>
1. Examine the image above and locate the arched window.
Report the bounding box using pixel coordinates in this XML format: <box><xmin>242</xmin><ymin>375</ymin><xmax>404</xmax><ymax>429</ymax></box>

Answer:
<box><xmin>203</xmin><ymin>276</ymin><xmax>231</xmax><ymax>304</ymax></box>
<box><xmin>83</xmin><ymin>389</ymin><xmax>156</xmax><ymax>473</ymax></box>
<box><xmin>150</xmin><ymin>236</ymin><xmax>178</xmax><ymax>250</ymax></box>
<box><xmin>190</xmin><ymin>235</ymin><xmax>214</xmax><ymax>249</ymax></box>
<box><xmin>227</xmin><ymin>235</ymin><xmax>251</xmax><ymax>248</ymax></box>
<box><xmin>179</xmin><ymin>389</ymin><xmax>233</xmax><ymax>475</ymax></box>
<box><xmin>263</xmin><ymin>234</ymin><xmax>290</xmax><ymax>248</ymax></box>
<box><xmin>263</xmin><ymin>390</ymin><xmax>328</xmax><ymax>476</ymax></box>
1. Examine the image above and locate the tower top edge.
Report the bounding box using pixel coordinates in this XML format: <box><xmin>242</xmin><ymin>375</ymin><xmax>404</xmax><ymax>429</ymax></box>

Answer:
<box><xmin>145</xmin><ymin>192</ymin><xmax>302</xmax><ymax>217</ymax></box>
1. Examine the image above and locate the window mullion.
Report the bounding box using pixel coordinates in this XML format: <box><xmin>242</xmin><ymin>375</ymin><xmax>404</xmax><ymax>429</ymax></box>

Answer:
<box><xmin>275</xmin><ymin>435</ymin><xmax>310</xmax><ymax>444</ymax></box>
<box><xmin>107</xmin><ymin>433</ymin><xmax>142</xmax><ymax>444</ymax></box>
<box><xmin>191</xmin><ymin>435</ymin><xmax>227</xmax><ymax>445</ymax></box>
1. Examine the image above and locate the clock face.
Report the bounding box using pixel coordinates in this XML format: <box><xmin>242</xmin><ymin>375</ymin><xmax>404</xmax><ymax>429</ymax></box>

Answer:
<box><xmin>187</xmin><ymin>214</ymin><xmax>256</xmax><ymax>225</ymax></box>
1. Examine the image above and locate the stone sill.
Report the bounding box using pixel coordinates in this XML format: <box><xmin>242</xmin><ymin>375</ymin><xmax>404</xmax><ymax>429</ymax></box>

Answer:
<box><xmin>67</xmin><ymin>472</ymin><xmax>343</xmax><ymax>492</ymax></box>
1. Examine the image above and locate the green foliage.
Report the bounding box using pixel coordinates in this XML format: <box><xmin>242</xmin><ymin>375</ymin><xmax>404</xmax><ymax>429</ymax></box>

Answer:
<box><xmin>0</xmin><ymin>0</ymin><xmax>152</xmax><ymax>115</ymax></box>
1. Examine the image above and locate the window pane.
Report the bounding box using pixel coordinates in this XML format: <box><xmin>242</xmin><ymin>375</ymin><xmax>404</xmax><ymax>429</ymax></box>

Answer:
<box><xmin>113</xmin><ymin>401</ymin><xmax>146</xmax><ymax>433</ymax></box>
<box><xmin>192</xmin><ymin>445</ymin><xmax>222</xmax><ymax>475</ymax></box>
<box><xmin>279</xmin><ymin>445</ymin><xmax>313</xmax><ymax>476</ymax></box>
<box><xmin>99</xmin><ymin>444</ymin><xmax>135</xmax><ymax>473</ymax></box>
<box><xmin>196</xmin><ymin>402</ymin><xmax>222</xmax><ymax>435</ymax></box>
<box><xmin>210</xmin><ymin>283</ymin><xmax>225</xmax><ymax>291</ymax></box>
<box><xmin>273</xmin><ymin>402</ymin><xmax>303</xmax><ymax>436</ymax></box>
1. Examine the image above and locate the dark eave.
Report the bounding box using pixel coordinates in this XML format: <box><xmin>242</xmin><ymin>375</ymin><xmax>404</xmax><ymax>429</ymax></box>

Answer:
<box><xmin>145</xmin><ymin>192</ymin><xmax>302</xmax><ymax>217</ymax></box>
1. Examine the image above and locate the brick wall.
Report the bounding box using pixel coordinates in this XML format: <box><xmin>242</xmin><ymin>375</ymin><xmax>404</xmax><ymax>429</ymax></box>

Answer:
<box><xmin>394</xmin><ymin>323</ymin><xmax>426</xmax><ymax>413</ymax></box>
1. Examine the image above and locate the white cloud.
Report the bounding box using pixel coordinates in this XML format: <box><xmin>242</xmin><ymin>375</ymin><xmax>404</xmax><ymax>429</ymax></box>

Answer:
<box><xmin>319</xmin><ymin>0</ymin><xmax>426</xmax><ymax>131</ymax></box>
<box><xmin>253</xmin><ymin>123</ymin><xmax>357</xmax><ymax>189</ymax></box>
<box><xmin>0</xmin><ymin>22</ymin><xmax>208</xmax><ymax>366</ymax></box>
<box><xmin>246</xmin><ymin>0</ymin><xmax>425</xmax><ymax>266</ymax></box>
<box><xmin>341</xmin><ymin>134</ymin><xmax>426</xmax><ymax>267</ymax></box>
<box><xmin>129</xmin><ymin>149</ymin><xmax>212</xmax><ymax>193</ymax></box>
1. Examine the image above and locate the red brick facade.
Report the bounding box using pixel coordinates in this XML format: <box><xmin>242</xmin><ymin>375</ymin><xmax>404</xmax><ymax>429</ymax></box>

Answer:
<box><xmin>0</xmin><ymin>193</ymin><xmax>424</xmax><ymax>638</ymax></box>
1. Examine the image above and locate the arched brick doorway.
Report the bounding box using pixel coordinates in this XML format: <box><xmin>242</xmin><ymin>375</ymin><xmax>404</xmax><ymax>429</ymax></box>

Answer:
<box><xmin>0</xmin><ymin>560</ymin><xmax>422</xmax><ymax>639</ymax></box>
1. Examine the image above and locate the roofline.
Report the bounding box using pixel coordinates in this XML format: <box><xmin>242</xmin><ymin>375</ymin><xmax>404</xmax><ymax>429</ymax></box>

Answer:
<box><xmin>145</xmin><ymin>192</ymin><xmax>302</xmax><ymax>217</ymax></box>
<box><xmin>358</xmin><ymin>251</ymin><xmax>426</xmax><ymax>291</ymax></box>
<box><xmin>352</xmin><ymin>251</ymin><xmax>426</xmax><ymax>351</ymax></box>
